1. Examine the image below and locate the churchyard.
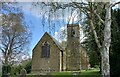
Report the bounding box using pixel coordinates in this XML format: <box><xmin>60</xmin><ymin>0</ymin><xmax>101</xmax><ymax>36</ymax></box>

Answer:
<box><xmin>8</xmin><ymin>69</ymin><xmax>101</xmax><ymax>77</ymax></box>
<box><xmin>1</xmin><ymin>1</ymin><xmax>120</xmax><ymax>77</ymax></box>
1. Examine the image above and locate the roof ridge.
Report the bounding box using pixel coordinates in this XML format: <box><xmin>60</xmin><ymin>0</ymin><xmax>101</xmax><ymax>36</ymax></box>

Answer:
<box><xmin>45</xmin><ymin>32</ymin><xmax>64</xmax><ymax>51</ymax></box>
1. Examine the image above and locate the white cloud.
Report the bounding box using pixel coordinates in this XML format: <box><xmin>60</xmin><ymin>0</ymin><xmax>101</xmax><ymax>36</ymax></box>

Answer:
<box><xmin>53</xmin><ymin>31</ymin><xmax>60</xmax><ymax>41</ymax></box>
<box><xmin>55</xmin><ymin>31</ymin><xmax>58</xmax><ymax>35</ymax></box>
<box><xmin>21</xmin><ymin>55</ymin><xmax>30</xmax><ymax>60</ymax></box>
<box><xmin>54</xmin><ymin>31</ymin><xmax>58</xmax><ymax>37</ymax></box>
<box><xmin>53</xmin><ymin>31</ymin><xmax>62</xmax><ymax>43</ymax></box>
<box><xmin>58</xmin><ymin>39</ymin><xmax>62</xmax><ymax>43</ymax></box>
<box><xmin>60</xmin><ymin>26</ymin><xmax>66</xmax><ymax>31</ymax></box>
<box><xmin>53</xmin><ymin>25</ymin><xmax>67</xmax><ymax>43</ymax></box>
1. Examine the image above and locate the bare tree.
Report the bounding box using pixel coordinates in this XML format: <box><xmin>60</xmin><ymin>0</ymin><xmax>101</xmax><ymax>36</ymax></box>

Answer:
<box><xmin>0</xmin><ymin>13</ymin><xmax>31</xmax><ymax>66</ymax></box>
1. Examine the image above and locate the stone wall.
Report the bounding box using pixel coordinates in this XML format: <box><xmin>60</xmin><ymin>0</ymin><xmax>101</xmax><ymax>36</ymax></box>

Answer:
<box><xmin>31</xmin><ymin>33</ymin><xmax>61</xmax><ymax>74</ymax></box>
<box><xmin>66</xmin><ymin>24</ymin><xmax>81</xmax><ymax>71</ymax></box>
<box><xmin>66</xmin><ymin>24</ymin><xmax>89</xmax><ymax>71</ymax></box>
<box><xmin>80</xmin><ymin>46</ymin><xmax>89</xmax><ymax>70</ymax></box>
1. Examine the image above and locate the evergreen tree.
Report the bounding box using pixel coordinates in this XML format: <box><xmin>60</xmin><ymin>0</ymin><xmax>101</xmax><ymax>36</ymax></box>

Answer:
<box><xmin>110</xmin><ymin>8</ymin><xmax>120</xmax><ymax>76</ymax></box>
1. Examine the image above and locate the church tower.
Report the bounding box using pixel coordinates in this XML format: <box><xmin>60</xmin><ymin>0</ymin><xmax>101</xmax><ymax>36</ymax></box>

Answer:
<box><xmin>66</xmin><ymin>24</ymin><xmax>81</xmax><ymax>71</ymax></box>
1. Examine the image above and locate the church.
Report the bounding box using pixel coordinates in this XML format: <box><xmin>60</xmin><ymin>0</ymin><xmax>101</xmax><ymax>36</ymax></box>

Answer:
<box><xmin>31</xmin><ymin>24</ymin><xmax>89</xmax><ymax>74</ymax></box>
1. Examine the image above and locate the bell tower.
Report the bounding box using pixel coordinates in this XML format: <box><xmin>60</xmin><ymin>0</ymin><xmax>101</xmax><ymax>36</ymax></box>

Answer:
<box><xmin>66</xmin><ymin>24</ymin><xmax>81</xmax><ymax>71</ymax></box>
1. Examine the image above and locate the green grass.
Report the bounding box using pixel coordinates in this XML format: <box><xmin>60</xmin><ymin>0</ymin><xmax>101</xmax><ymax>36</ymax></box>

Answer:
<box><xmin>51</xmin><ymin>69</ymin><xmax>101</xmax><ymax>77</ymax></box>
<box><xmin>80</xmin><ymin>69</ymin><xmax>101</xmax><ymax>75</ymax></box>
<box><xmin>7</xmin><ymin>69</ymin><xmax>101</xmax><ymax>77</ymax></box>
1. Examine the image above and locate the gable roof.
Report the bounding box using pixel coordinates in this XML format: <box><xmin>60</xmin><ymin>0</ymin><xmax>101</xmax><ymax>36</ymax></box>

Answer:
<box><xmin>46</xmin><ymin>32</ymin><xmax>64</xmax><ymax>51</ymax></box>
<box><xmin>33</xmin><ymin>32</ymin><xmax>64</xmax><ymax>51</ymax></box>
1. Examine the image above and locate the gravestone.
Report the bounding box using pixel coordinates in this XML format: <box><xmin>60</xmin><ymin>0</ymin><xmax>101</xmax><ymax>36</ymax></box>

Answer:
<box><xmin>73</xmin><ymin>72</ymin><xmax>80</xmax><ymax>75</ymax></box>
<box><xmin>20</xmin><ymin>68</ymin><xmax>27</xmax><ymax>77</ymax></box>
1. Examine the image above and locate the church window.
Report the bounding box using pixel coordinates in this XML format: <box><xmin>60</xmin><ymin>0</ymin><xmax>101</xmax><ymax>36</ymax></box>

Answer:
<box><xmin>41</xmin><ymin>41</ymin><xmax>50</xmax><ymax>58</ymax></box>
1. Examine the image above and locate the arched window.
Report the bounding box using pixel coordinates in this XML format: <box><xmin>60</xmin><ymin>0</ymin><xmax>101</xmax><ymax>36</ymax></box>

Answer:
<box><xmin>41</xmin><ymin>41</ymin><xmax>50</xmax><ymax>58</ymax></box>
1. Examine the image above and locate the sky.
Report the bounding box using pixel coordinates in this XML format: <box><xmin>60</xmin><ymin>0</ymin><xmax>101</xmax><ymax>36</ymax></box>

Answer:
<box><xmin>1</xmin><ymin>1</ymin><xmax>119</xmax><ymax>58</ymax></box>
<box><xmin>16</xmin><ymin>2</ymin><xmax>87</xmax><ymax>57</ymax></box>
<box><xmin>14</xmin><ymin>2</ymin><xmax>78</xmax><ymax>56</ymax></box>
<box><xmin>23</xmin><ymin>10</ymin><xmax>67</xmax><ymax>56</ymax></box>
<box><xmin>15</xmin><ymin>1</ymin><xmax>119</xmax><ymax>57</ymax></box>
<box><xmin>1</xmin><ymin>2</ymin><xmax>82</xmax><ymax>59</ymax></box>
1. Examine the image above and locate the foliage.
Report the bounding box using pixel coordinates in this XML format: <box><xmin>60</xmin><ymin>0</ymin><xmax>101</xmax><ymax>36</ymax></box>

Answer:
<box><xmin>2</xmin><ymin>65</ymin><xmax>11</xmax><ymax>75</ymax></box>
<box><xmin>81</xmin><ymin>3</ymin><xmax>106</xmax><ymax>69</ymax></box>
<box><xmin>10</xmin><ymin>64</ymin><xmax>22</xmax><ymax>75</ymax></box>
<box><xmin>83</xmin><ymin>32</ymin><xmax>100</xmax><ymax>68</ymax></box>
<box><xmin>83</xmin><ymin>7</ymin><xmax>120</xmax><ymax>76</ymax></box>
<box><xmin>110</xmin><ymin>8</ymin><xmax>120</xmax><ymax>76</ymax></box>
<box><xmin>10</xmin><ymin>59</ymin><xmax>32</xmax><ymax>75</ymax></box>
<box><xmin>24</xmin><ymin>60</ymin><xmax>32</xmax><ymax>74</ymax></box>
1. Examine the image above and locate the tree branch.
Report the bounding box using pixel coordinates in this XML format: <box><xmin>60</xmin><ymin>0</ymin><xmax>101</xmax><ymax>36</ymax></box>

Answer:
<box><xmin>94</xmin><ymin>10</ymin><xmax>104</xmax><ymax>24</ymax></box>
<box><xmin>90</xmin><ymin>20</ymin><xmax>102</xmax><ymax>50</ymax></box>
<box><xmin>111</xmin><ymin>1</ymin><xmax>120</xmax><ymax>7</ymax></box>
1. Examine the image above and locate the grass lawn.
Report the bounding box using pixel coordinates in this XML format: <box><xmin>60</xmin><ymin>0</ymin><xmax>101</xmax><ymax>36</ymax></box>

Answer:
<box><xmin>8</xmin><ymin>69</ymin><xmax>101</xmax><ymax>77</ymax></box>
<box><xmin>51</xmin><ymin>69</ymin><xmax>101</xmax><ymax>77</ymax></box>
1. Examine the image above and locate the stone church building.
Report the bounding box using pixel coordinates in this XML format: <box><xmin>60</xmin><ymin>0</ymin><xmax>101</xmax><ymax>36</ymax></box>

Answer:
<box><xmin>31</xmin><ymin>24</ymin><xmax>89</xmax><ymax>74</ymax></box>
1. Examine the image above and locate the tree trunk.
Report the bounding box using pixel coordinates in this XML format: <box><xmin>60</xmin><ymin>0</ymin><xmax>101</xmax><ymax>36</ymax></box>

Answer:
<box><xmin>101</xmin><ymin>3</ymin><xmax>111</xmax><ymax>77</ymax></box>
